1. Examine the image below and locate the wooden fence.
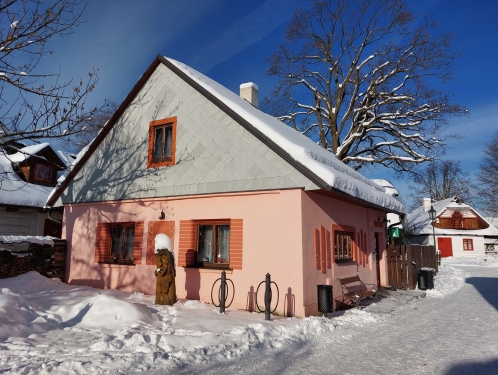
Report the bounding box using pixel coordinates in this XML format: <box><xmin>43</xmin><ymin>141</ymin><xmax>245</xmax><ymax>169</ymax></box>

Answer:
<box><xmin>386</xmin><ymin>244</ymin><xmax>438</xmax><ymax>290</ymax></box>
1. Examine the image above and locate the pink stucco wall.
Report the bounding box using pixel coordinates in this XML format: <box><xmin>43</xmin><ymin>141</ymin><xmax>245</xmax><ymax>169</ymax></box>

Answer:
<box><xmin>62</xmin><ymin>189</ymin><xmax>308</xmax><ymax>316</ymax></box>
<box><xmin>300</xmin><ymin>191</ymin><xmax>388</xmax><ymax>315</ymax></box>
<box><xmin>62</xmin><ymin>188</ymin><xmax>390</xmax><ymax>317</ymax></box>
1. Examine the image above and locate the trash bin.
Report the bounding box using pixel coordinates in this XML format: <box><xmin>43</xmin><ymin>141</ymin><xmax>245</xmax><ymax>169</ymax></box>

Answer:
<box><xmin>420</xmin><ymin>267</ymin><xmax>435</xmax><ymax>290</ymax></box>
<box><xmin>317</xmin><ymin>285</ymin><xmax>333</xmax><ymax>314</ymax></box>
<box><xmin>418</xmin><ymin>272</ymin><xmax>426</xmax><ymax>290</ymax></box>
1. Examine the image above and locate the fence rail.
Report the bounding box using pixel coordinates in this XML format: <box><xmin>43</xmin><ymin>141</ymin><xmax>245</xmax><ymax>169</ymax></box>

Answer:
<box><xmin>387</xmin><ymin>244</ymin><xmax>438</xmax><ymax>290</ymax></box>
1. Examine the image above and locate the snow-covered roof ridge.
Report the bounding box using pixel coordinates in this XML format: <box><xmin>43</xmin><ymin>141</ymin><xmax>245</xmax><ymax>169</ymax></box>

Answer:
<box><xmin>166</xmin><ymin>57</ymin><xmax>404</xmax><ymax>214</ymax></box>
<box><xmin>405</xmin><ymin>197</ymin><xmax>498</xmax><ymax>236</ymax></box>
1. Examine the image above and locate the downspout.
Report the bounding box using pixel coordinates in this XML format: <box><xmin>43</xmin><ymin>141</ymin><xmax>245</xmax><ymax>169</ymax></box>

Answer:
<box><xmin>46</xmin><ymin>206</ymin><xmax>62</xmax><ymax>225</ymax></box>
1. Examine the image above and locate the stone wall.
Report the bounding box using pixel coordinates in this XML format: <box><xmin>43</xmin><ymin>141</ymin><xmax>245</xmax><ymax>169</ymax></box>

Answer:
<box><xmin>0</xmin><ymin>240</ymin><xmax>66</xmax><ymax>279</ymax></box>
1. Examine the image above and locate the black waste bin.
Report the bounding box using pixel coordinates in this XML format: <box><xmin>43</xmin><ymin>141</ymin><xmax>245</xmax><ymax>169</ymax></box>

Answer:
<box><xmin>420</xmin><ymin>267</ymin><xmax>435</xmax><ymax>290</ymax></box>
<box><xmin>317</xmin><ymin>285</ymin><xmax>333</xmax><ymax>314</ymax></box>
<box><xmin>418</xmin><ymin>272</ymin><xmax>426</xmax><ymax>290</ymax></box>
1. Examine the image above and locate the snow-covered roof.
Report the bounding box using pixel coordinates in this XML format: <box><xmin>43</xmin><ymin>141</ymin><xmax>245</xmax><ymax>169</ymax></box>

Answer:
<box><xmin>405</xmin><ymin>197</ymin><xmax>498</xmax><ymax>236</ymax></box>
<box><xmin>167</xmin><ymin>58</ymin><xmax>404</xmax><ymax>213</ymax></box>
<box><xmin>6</xmin><ymin>143</ymin><xmax>51</xmax><ymax>163</ymax></box>
<box><xmin>0</xmin><ymin>148</ymin><xmax>54</xmax><ymax>207</ymax></box>
<box><xmin>46</xmin><ymin>56</ymin><xmax>405</xmax><ymax>213</ymax></box>
<box><xmin>370</xmin><ymin>179</ymin><xmax>399</xmax><ymax>197</ymax></box>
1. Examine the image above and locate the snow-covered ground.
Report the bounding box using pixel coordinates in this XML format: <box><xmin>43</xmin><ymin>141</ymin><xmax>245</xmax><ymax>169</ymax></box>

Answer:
<box><xmin>0</xmin><ymin>256</ymin><xmax>496</xmax><ymax>374</ymax></box>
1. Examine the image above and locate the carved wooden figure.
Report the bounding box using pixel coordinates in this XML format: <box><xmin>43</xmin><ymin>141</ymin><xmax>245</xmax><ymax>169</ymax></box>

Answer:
<box><xmin>154</xmin><ymin>234</ymin><xmax>177</xmax><ymax>305</ymax></box>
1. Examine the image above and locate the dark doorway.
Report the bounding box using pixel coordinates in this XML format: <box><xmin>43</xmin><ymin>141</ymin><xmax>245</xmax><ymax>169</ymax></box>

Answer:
<box><xmin>374</xmin><ymin>232</ymin><xmax>381</xmax><ymax>286</ymax></box>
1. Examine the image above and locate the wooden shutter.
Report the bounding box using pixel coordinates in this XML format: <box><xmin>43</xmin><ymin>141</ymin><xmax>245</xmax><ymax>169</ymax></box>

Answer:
<box><xmin>320</xmin><ymin>226</ymin><xmax>326</xmax><ymax>273</ymax></box>
<box><xmin>133</xmin><ymin>222</ymin><xmax>144</xmax><ymax>265</ymax></box>
<box><xmin>230</xmin><ymin>219</ymin><xmax>243</xmax><ymax>270</ymax></box>
<box><xmin>326</xmin><ymin>229</ymin><xmax>331</xmax><ymax>269</ymax></box>
<box><xmin>95</xmin><ymin>223</ymin><xmax>112</xmax><ymax>263</ymax></box>
<box><xmin>146</xmin><ymin>221</ymin><xmax>175</xmax><ymax>265</ymax></box>
<box><xmin>363</xmin><ymin>232</ymin><xmax>367</xmax><ymax>266</ymax></box>
<box><xmin>178</xmin><ymin>220</ymin><xmax>196</xmax><ymax>266</ymax></box>
<box><xmin>314</xmin><ymin>228</ymin><xmax>320</xmax><ymax>269</ymax></box>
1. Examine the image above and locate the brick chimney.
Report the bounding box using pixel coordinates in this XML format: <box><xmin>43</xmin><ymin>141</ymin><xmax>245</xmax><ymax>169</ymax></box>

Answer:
<box><xmin>240</xmin><ymin>82</ymin><xmax>258</xmax><ymax>108</ymax></box>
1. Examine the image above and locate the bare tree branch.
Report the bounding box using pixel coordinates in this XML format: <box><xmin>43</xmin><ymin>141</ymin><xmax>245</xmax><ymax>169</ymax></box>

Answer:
<box><xmin>0</xmin><ymin>0</ymin><xmax>102</xmax><ymax>146</ymax></box>
<box><xmin>262</xmin><ymin>0</ymin><xmax>467</xmax><ymax>173</ymax></box>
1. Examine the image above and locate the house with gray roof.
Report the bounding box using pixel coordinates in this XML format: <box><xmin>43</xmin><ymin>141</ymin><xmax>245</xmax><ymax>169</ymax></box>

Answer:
<box><xmin>47</xmin><ymin>55</ymin><xmax>404</xmax><ymax>316</ymax></box>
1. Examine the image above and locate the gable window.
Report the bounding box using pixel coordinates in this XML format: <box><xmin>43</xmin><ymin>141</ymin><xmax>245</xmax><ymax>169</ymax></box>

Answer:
<box><xmin>197</xmin><ymin>222</ymin><xmax>230</xmax><ymax>265</ymax></box>
<box><xmin>147</xmin><ymin>117</ymin><xmax>177</xmax><ymax>168</ymax></box>
<box><xmin>463</xmin><ymin>239</ymin><xmax>474</xmax><ymax>251</ymax></box>
<box><xmin>34</xmin><ymin>164</ymin><xmax>51</xmax><ymax>182</ymax></box>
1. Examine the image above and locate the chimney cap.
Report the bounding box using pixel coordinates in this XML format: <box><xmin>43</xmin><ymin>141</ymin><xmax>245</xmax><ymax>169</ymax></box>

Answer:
<box><xmin>240</xmin><ymin>82</ymin><xmax>258</xmax><ymax>90</ymax></box>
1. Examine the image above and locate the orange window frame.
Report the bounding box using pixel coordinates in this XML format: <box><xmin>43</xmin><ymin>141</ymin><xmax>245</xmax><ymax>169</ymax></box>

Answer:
<box><xmin>147</xmin><ymin>116</ymin><xmax>177</xmax><ymax>168</ymax></box>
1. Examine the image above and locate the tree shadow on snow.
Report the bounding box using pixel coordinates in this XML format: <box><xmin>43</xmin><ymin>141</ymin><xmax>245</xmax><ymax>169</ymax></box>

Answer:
<box><xmin>465</xmin><ymin>277</ymin><xmax>498</xmax><ymax>311</ymax></box>
<box><xmin>444</xmin><ymin>358</ymin><xmax>498</xmax><ymax>375</ymax></box>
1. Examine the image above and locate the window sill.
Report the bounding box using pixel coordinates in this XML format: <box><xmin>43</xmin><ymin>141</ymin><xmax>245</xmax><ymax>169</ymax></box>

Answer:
<box><xmin>99</xmin><ymin>262</ymin><xmax>136</xmax><ymax>269</ymax></box>
<box><xmin>184</xmin><ymin>265</ymin><xmax>233</xmax><ymax>274</ymax></box>
<box><xmin>335</xmin><ymin>260</ymin><xmax>357</xmax><ymax>265</ymax></box>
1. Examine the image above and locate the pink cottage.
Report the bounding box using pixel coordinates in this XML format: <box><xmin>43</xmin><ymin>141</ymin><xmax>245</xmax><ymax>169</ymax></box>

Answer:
<box><xmin>47</xmin><ymin>56</ymin><xmax>404</xmax><ymax>317</ymax></box>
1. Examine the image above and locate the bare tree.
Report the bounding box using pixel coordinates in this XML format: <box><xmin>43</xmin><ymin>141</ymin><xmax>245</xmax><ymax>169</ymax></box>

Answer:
<box><xmin>262</xmin><ymin>0</ymin><xmax>467</xmax><ymax>173</ymax></box>
<box><xmin>0</xmin><ymin>0</ymin><xmax>101</xmax><ymax>146</ymax></box>
<box><xmin>477</xmin><ymin>131</ymin><xmax>498</xmax><ymax>216</ymax></box>
<box><xmin>59</xmin><ymin>100</ymin><xmax>117</xmax><ymax>153</ymax></box>
<box><xmin>408</xmin><ymin>160</ymin><xmax>476</xmax><ymax>210</ymax></box>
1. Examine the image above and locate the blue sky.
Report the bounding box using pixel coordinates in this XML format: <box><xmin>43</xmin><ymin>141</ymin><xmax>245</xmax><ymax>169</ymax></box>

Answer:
<box><xmin>31</xmin><ymin>0</ymin><xmax>498</xmax><ymax>207</ymax></box>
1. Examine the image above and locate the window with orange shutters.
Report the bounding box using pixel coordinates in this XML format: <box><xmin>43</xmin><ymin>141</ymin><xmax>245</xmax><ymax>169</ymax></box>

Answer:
<box><xmin>178</xmin><ymin>219</ymin><xmax>243</xmax><ymax>270</ymax></box>
<box><xmin>94</xmin><ymin>222</ymin><xmax>143</xmax><ymax>264</ymax></box>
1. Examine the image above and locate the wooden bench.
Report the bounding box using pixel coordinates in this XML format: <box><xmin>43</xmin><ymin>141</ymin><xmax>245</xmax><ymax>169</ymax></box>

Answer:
<box><xmin>339</xmin><ymin>275</ymin><xmax>377</xmax><ymax>309</ymax></box>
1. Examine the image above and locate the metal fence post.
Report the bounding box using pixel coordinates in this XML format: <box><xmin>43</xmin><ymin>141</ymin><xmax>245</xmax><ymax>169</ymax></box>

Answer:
<box><xmin>220</xmin><ymin>270</ymin><xmax>226</xmax><ymax>313</ymax></box>
<box><xmin>265</xmin><ymin>273</ymin><xmax>271</xmax><ymax>321</ymax></box>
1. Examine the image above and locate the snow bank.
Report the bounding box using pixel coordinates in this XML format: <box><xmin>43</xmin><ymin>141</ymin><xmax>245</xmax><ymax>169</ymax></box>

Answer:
<box><xmin>0</xmin><ymin>265</ymin><xmax>464</xmax><ymax>374</ymax></box>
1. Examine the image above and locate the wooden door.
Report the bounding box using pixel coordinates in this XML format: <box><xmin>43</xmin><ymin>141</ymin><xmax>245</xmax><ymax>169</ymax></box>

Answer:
<box><xmin>438</xmin><ymin>237</ymin><xmax>453</xmax><ymax>257</ymax></box>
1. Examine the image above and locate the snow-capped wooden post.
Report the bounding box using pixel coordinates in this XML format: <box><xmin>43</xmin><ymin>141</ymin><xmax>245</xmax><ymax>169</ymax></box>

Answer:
<box><xmin>154</xmin><ymin>234</ymin><xmax>177</xmax><ymax>305</ymax></box>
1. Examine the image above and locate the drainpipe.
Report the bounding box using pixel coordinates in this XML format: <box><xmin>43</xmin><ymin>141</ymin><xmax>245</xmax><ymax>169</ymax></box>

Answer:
<box><xmin>46</xmin><ymin>206</ymin><xmax>62</xmax><ymax>225</ymax></box>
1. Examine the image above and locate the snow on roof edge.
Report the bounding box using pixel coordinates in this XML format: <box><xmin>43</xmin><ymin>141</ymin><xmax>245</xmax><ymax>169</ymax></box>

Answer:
<box><xmin>166</xmin><ymin>57</ymin><xmax>405</xmax><ymax>214</ymax></box>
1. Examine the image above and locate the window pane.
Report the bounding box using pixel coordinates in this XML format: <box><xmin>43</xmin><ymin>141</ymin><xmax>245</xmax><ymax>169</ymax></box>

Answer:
<box><xmin>36</xmin><ymin>165</ymin><xmax>43</xmax><ymax>179</ymax></box>
<box><xmin>154</xmin><ymin>127</ymin><xmax>163</xmax><ymax>160</ymax></box>
<box><xmin>111</xmin><ymin>227</ymin><xmax>123</xmax><ymax>259</ymax></box>
<box><xmin>197</xmin><ymin>225</ymin><xmax>213</xmax><ymax>263</ymax></box>
<box><xmin>217</xmin><ymin>225</ymin><xmax>230</xmax><ymax>263</ymax></box>
<box><xmin>164</xmin><ymin>126</ymin><xmax>172</xmax><ymax>158</ymax></box>
<box><xmin>124</xmin><ymin>227</ymin><xmax>135</xmax><ymax>260</ymax></box>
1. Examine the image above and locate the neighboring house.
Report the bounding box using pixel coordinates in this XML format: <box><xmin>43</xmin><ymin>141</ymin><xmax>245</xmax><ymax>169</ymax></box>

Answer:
<box><xmin>0</xmin><ymin>143</ymin><xmax>71</xmax><ymax>238</ymax></box>
<box><xmin>404</xmin><ymin>197</ymin><xmax>498</xmax><ymax>257</ymax></box>
<box><xmin>47</xmin><ymin>55</ymin><xmax>404</xmax><ymax>316</ymax></box>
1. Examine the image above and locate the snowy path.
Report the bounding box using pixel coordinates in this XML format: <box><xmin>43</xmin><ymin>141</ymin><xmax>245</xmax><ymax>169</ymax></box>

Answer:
<box><xmin>168</xmin><ymin>265</ymin><xmax>498</xmax><ymax>375</ymax></box>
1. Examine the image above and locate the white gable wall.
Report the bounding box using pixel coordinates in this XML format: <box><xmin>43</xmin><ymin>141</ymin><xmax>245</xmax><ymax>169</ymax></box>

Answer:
<box><xmin>63</xmin><ymin>64</ymin><xmax>318</xmax><ymax>204</ymax></box>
